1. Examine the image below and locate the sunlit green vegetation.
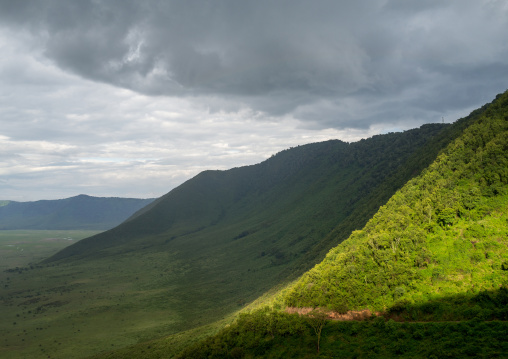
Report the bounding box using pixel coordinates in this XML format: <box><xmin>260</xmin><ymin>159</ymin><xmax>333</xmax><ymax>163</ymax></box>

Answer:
<box><xmin>176</xmin><ymin>306</ymin><xmax>508</xmax><ymax>358</ymax></box>
<box><xmin>283</xmin><ymin>91</ymin><xmax>508</xmax><ymax>314</ymax></box>
<box><xmin>166</xmin><ymin>91</ymin><xmax>508</xmax><ymax>358</ymax></box>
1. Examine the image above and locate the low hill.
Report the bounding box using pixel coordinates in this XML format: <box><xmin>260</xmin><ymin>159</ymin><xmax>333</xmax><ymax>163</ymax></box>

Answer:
<box><xmin>173</xmin><ymin>91</ymin><xmax>508</xmax><ymax>358</ymax></box>
<box><xmin>0</xmin><ymin>195</ymin><xmax>154</xmax><ymax>230</ymax></box>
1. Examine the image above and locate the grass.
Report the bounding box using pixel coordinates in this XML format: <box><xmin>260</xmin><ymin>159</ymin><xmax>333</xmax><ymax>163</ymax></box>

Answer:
<box><xmin>0</xmin><ymin>228</ymin><xmax>276</xmax><ymax>359</ymax></box>
<box><xmin>0</xmin><ymin>230</ymin><xmax>102</xmax><ymax>270</ymax></box>
<box><xmin>0</xmin><ymin>247</ymin><xmax>182</xmax><ymax>359</ymax></box>
<box><xmin>88</xmin><ymin>317</ymin><xmax>235</xmax><ymax>359</ymax></box>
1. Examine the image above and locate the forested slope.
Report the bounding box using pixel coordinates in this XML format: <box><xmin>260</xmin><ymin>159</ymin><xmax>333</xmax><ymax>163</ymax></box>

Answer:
<box><xmin>172</xmin><ymin>91</ymin><xmax>508</xmax><ymax>358</ymax></box>
<box><xmin>283</xmin><ymin>91</ymin><xmax>508</xmax><ymax>314</ymax></box>
<box><xmin>47</xmin><ymin>125</ymin><xmax>448</xmax><ymax>263</ymax></box>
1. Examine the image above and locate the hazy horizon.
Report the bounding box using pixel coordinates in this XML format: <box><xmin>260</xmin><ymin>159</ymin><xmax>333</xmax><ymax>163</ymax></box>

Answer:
<box><xmin>1</xmin><ymin>0</ymin><xmax>507</xmax><ymax>201</ymax></box>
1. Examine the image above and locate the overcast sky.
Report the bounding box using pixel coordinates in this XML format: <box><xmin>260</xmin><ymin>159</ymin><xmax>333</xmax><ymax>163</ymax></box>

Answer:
<box><xmin>1</xmin><ymin>0</ymin><xmax>507</xmax><ymax>201</ymax></box>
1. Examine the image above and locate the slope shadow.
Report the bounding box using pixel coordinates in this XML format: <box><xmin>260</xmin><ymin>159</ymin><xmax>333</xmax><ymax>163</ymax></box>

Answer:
<box><xmin>384</xmin><ymin>286</ymin><xmax>508</xmax><ymax>321</ymax></box>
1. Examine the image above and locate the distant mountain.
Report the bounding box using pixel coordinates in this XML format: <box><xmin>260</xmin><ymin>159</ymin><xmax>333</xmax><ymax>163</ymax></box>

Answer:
<box><xmin>0</xmin><ymin>195</ymin><xmax>155</xmax><ymax>230</ymax></box>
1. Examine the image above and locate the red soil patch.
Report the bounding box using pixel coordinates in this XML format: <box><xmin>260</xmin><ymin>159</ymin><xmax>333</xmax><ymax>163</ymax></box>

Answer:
<box><xmin>285</xmin><ymin>307</ymin><xmax>378</xmax><ymax>321</ymax></box>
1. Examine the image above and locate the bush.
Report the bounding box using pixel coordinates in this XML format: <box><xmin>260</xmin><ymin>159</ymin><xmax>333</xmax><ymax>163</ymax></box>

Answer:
<box><xmin>229</xmin><ymin>347</ymin><xmax>244</xmax><ymax>358</ymax></box>
<box><xmin>436</xmin><ymin>208</ymin><xmax>457</xmax><ymax>227</ymax></box>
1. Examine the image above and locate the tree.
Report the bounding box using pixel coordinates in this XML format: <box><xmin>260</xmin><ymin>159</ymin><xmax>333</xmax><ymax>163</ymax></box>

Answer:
<box><xmin>306</xmin><ymin>308</ymin><xmax>328</xmax><ymax>353</ymax></box>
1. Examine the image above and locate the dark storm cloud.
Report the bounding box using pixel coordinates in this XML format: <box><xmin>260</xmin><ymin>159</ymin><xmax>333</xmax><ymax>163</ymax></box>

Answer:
<box><xmin>0</xmin><ymin>0</ymin><xmax>507</xmax><ymax>128</ymax></box>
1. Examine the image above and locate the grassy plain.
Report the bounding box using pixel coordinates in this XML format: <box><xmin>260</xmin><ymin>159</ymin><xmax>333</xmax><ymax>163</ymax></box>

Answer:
<box><xmin>1</xmin><ymin>254</ymin><xmax>172</xmax><ymax>358</ymax></box>
<box><xmin>0</xmin><ymin>230</ymin><xmax>108</xmax><ymax>358</ymax></box>
<box><xmin>0</xmin><ymin>230</ymin><xmax>102</xmax><ymax>270</ymax></box>
<box><xmin>0</xmin><ymin>230</ymin><xmax>246</xmax><ymax>359</ymax></box>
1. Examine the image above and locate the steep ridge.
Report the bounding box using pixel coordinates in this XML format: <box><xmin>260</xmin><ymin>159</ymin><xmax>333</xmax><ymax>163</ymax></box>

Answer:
<box><xmin>0</xmin><ymin>195</ymin><xmax>154</xmax><ymax>230</ymax></box>
<box><xmin>283</xmin><ymin>90</ymin><xmax>508</xmax><ymax>313</ymax></box>
<box><xmin>172</xmin><ymin>91</ymin><xmax>508</xmax><ymax>358</ymax></box>
<box><xmin>48</xmin><ymin>123</ymin><xmax>463</xmax><ymax>265</ymax></box>
<box><xmin>43</xmin><ymin>124</ymin><xmax>468</xmax><ymax>316</ymax></box>
<box><xmin>74</xmin><ymin>97</ymin><xmax>506</xmax><ymax>359</ymax></box>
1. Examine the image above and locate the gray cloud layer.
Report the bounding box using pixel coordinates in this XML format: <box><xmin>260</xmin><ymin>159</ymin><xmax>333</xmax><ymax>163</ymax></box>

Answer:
<box><xmin>2</xmin><ymin>0</ymin><xmax>507</xmax><ymax>127</ymax></box>
<box><xmin>0</xmin><ymin>1</ymin><xmax>507</xmax><ymax>200</ymax></box>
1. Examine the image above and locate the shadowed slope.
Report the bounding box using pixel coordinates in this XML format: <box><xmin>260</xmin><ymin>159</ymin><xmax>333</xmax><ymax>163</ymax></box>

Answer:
<box><xmin>48</xmin><ymin>123</ymin><xmax>451</xmax><ymax>267</ymax></box>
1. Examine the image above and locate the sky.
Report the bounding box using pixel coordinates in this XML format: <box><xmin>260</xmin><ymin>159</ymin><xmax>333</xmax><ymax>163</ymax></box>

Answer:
<box><xmin>1</xmin><ymin>0</ymin><xmax>507</xmax><ymax>201</ymax></box>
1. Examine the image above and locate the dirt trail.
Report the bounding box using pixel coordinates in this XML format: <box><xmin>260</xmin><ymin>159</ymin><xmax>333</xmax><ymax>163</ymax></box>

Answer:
<box><xmin>285</xmin><ymin>307</ymin><xmax>378</xmax><ymax>321</ymax></box>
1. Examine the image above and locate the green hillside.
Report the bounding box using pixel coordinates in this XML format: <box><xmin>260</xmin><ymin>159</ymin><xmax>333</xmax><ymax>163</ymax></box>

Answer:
<box><xmin>47</xmin><ymin>124</ymin><xmax>449</xmax><ymax>263</ymax></box>
<box><xmin>0</xmin><ymin>195</ymin><xmax>154</xmax><ymax>230</ymax></box>
<box><xmin>176</xmin><ymin>310</ymin><xmax>508</xmax><ymax>358</ymax></box>
<box><xmin>42</xmin><ymin>123</ymin><xmax>462</xmax><ymax>329</ymax></box>
<box><xmin>3</xmin><ymin>92</ymin><xmax>505</xmax><ymax>359</ymax></box>
<box><xmin>1</xmin><ymin>122</ymin><xmax>461</xmax><ymax>359</ymax></box>
<box><xmin>283</xmin><ymin>91</ymin><xmax>508</xmax><ymax>314</ymax></box>
<box><xmin>173</xmin><ymin>91</ymin><xmax>508</xmax><ymax>358</ymax></box>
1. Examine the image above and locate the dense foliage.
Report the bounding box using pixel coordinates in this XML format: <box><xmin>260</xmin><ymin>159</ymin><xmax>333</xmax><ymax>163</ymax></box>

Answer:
<box><xmin>283</xmin><ymin>91</ymin><xmax>508</xmax><ymax>313</ymax></box>
<box><xmin>171</xmin><ymin>90</ymin><xmax>508</xmax><ymax>359</ymax></box>
<box><xmin>176</xmin><ymin>307</ymin><xmax>508</xmax><ymax>358</ymax></box>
